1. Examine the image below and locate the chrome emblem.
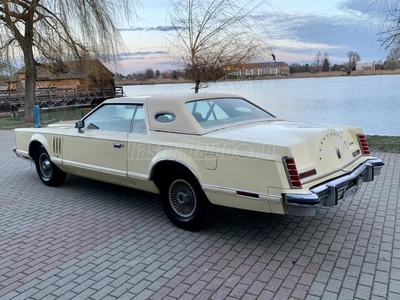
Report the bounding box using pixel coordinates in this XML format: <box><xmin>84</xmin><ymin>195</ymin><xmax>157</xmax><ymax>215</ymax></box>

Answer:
<box><xmin>335</xmin><ymin>147</ymin><xmax>342</xmax><ymax>159</ymax></box>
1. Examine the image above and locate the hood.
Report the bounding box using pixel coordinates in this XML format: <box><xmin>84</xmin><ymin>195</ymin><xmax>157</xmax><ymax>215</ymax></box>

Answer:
<box><xmin>46</xmin><ymin>120</ymin><xmax>77</xmax><ymax>128</ymax></box>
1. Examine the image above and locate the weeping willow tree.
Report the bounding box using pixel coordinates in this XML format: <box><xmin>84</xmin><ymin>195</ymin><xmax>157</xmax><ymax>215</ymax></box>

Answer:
<box><xmin>0</xmin><ymin>56</ymin><xmax>17</xmax><ymax>78</ymax></box>
<box><xmin>168</xmin><ymin>0</ymin><xmax>270</xmax><ymax>93</ymax></box>
<box><xmin>377</xmin><ymin>0</ymin><xmax>400</xmax><ymax>49</ymax></box>
<box><xmin>0</xmin><ymin>0</ymin><xmax>139</xmax><ymax>122</ymax></box>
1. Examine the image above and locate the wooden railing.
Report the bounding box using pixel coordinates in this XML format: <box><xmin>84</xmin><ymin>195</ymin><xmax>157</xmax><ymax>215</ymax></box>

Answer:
<box><xmin>0</xmin><ymin>86</ymin><xmax>125</xmax><ymax>110</ymax></box>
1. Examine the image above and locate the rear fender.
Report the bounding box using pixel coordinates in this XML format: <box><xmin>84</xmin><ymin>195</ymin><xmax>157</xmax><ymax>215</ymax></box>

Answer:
<box><xmin>149</xmin><ymin>149</ymin><xmax>203</xmax><ymax>183</ymax></box>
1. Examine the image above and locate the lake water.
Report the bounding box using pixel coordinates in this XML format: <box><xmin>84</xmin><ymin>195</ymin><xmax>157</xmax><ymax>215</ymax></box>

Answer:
<box><xmin>124</xmin><ymin>75</ymin><xmax>400</xmax><ymax>136</ymax></box>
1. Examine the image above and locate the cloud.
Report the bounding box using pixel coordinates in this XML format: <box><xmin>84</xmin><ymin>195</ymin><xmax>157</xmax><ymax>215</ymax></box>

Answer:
<box><xmin>119</xmin><ymin>25</ymin><xmax>184</xmax><ymax>32</ymax></box>
<box><xmin>116</xmin><ymin>51</ymin><xmax>169</xmax><ymax>61</ymax></box>
<box><xmin>338</xmin><ymin>0</ymin><xmax>381</xmax><ymax>15</ymax></box>
<box><xmin>270</xmin><ymin>39</ymin><xmax>343</xmax><ymax>52</ymax></box>
<box><xmin>257</xmin><ymin>9</ymin><xmax>383</xmax><ymax>63</ymax></box>
<box><xmin>155</xmin><ymin>61</ymin><xmax>182</xmax><ymax>68</ymax></box>
<box><xmin>265</xmin><ymin>13</ymin><xmax>358</xmax><ymax>43</ymax></box>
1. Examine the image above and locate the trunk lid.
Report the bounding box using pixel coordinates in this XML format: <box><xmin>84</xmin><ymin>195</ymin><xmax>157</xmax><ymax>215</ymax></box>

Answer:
<box><xmin>206</xmin><ymin>120</ymin><xmax>363</xmax><ymax>179</ymax></box>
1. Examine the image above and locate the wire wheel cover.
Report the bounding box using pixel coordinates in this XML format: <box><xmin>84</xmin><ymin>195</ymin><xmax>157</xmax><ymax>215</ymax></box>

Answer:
<box><xmin>39</xmin><ymin>153</ymin><xmax>52</xmax><ymax>179</ymax></box>
<box><xmin>169</xmin><ymin>179</ymin><xmax>197</xmax><ymax>218</ymax></box>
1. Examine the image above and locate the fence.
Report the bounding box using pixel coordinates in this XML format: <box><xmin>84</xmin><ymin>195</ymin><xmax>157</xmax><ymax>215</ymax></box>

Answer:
<box><xmin>33</xmin><ymin>105</ymin><xmax>94</xmax><ymax>127</ymax></box>
<box><xmin>0</xmin><ymin>86</ymin><xmax>125</xmax><ymax>109</ymax></box>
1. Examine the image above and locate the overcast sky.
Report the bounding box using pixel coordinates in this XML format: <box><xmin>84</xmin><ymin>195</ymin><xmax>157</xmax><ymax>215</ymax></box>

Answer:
<box><xmin>114</xmin><ymin>0</ymin><xmax>387</xmax><ymax>74</ymax></box>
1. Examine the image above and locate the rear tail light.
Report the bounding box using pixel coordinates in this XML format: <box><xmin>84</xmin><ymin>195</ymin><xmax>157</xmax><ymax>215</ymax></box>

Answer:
<box><xmin>283</xmin><ymin>157</ymin><xmax>302</xmax><ymax>188</ymax></box>
<box><xmin>356</xmin><ymin>134</ymin><xmax>371</xmax><ymax>156</ymax></box>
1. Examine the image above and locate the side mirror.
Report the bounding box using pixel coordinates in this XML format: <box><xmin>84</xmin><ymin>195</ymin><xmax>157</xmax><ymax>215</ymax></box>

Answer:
<box><xmin>75</xmin><ymin>120</ymin><xmax>85</xmax><ymax>133</ymax></box>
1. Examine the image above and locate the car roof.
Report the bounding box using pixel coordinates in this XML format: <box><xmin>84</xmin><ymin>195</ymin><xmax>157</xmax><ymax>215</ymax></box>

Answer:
<box><xmin>103</xmin><ymin>93</ymin><xmax>241</xmax><ymax>104</ymax></box>
<box><xmin>103</xmin><ymin>95</ymin><xmax>147</xmax><ymax>104</ymax></box>
<box><xmin>103</xmin><ymin>93</ymin><xmax>248</xmax><ymax>135</ymax></box>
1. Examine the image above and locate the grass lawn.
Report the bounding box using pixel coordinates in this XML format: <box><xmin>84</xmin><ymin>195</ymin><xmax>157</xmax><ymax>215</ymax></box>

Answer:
<box><xmin>367</xmin><ymin>135</ymin><xmax>400</xmax><ymax>154</ymax></box>
<box><xmin>0</xmin><ymin>117</ymin><xmax>31</xmax><ymax>129</ymax></box>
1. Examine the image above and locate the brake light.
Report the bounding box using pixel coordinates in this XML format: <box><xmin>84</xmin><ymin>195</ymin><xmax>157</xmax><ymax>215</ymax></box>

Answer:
<box><xmin>356</xmin><ymin>134</ymin><xmax>371</xmax><ymax>156</ymax></box>
<box><xmin>283</xmin><ymin>157</ymin><xmax>302</xmax><ymax>188</ymax></box>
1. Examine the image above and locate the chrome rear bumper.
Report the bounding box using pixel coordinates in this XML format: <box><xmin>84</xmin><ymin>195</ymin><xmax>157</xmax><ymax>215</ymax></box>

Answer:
<box><xmin>285</xmin><ymin>158</ymin><xmax>384</xmax><ymax>217</ymax></box>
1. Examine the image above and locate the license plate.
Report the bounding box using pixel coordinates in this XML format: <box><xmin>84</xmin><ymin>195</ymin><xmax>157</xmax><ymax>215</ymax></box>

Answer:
<box><xmin>343</xmin><ymin>177</ymin><xmax>363</xmax><ymax>201</ymax></box>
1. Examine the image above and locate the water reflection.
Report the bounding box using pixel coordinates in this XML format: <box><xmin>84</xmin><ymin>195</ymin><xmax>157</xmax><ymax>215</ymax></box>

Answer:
<box><xmin>124</xmin><ymin>75</ymin><xmax>400</xmax><ymax>136</ymax></box>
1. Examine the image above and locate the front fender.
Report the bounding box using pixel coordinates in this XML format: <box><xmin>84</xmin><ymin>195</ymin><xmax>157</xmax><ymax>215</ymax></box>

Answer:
<box><xmin>28</xmin><ymin>134</ymin><xmax>52</xmax><ymax>160</ymax></box>
<box><xmin>31</xmin><ymin>134</ymin><xmax>50</xmax><ymax>149</ymax></box>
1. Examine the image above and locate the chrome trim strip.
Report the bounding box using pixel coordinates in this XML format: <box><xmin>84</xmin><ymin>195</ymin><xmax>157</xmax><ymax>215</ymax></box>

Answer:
<box><xmin>16</xmin><ymin>149</ymin><xmax>29</xmax><ymax>156</ymax></box>
<box><xmin>127</xmin><ymin>172</ymin><xmax>149</xmax><ymax>181</ymax></box>
<box><xmin>14</xmin><ymin>149</ymin><xmax>31</xmax><ymax>160</ymax></box>
<box><xmin>52</xmin><ymin>157</ymin><xmax>62</xmax><ymax>164</ymax></box>
<box><xmin>62</xmin><ymin>160</ymin><xmax>127</xmax><ymax>177</ymax></box>
<box><xmin>202</xmin><ymin>184</ymin><xmax>281</xmax><ymax>202</ymax></box>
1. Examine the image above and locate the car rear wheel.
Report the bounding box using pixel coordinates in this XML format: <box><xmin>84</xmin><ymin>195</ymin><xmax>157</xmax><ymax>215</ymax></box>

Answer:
<box><xmin>35</xmin><ymin>145</ymin><xmax>66</xmax><ymax>186</ymax></box>
<box><xmin>161</xmin><ymin>171</ymin><xmax>209</xmax><ymax>231</ymax></box>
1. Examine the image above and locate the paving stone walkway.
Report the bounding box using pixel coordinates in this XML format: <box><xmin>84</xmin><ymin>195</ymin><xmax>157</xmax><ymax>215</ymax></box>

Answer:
<box><xmin>0</xmin><ymin>129</ymin><xmax>398</xmax><ymax>300</ymax></box>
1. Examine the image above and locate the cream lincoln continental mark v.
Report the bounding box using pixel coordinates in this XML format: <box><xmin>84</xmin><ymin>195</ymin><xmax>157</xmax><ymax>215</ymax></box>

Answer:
<box><xmin>14</xmin><ymin>93</ymin><xmax>384</xmax><ymax>230</ymax></box>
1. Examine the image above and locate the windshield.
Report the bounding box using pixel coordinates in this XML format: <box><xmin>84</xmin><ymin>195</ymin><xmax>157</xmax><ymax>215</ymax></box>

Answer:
<box><xmin>185</xmin><ymin>98</ymin><xmax>274</xmax><ymax>129</ymax></box>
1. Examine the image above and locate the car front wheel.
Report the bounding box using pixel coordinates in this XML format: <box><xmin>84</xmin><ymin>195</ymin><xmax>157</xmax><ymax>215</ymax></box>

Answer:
<box><xmin>35</xmin><ymin>145</ymin><xmax>66</xmax><ymax>186</ymax></box>
<box><xmin>161</xmin><ymin>171</ymin><xmax>209</xmax><ymax>231</ymax></box>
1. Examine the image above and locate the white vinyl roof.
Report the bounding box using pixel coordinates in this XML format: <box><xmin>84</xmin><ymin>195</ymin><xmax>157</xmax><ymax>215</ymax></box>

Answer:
<box><xmin>103</xmin><ymin>93</ymin><xmax>250</xmax><ymax>135</ymax></box>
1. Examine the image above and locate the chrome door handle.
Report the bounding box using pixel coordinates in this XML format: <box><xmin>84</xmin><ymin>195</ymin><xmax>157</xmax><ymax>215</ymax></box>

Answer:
<box><xmin>113</xmin><ymin>143</ymin><xmax>123</xmax><ymax>148</ymax></box>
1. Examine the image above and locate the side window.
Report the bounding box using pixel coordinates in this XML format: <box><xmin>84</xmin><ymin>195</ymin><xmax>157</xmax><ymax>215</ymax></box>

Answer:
<box><xmin>131</xmin><ymin>106</ymin><xmax>147</xmax><ymax>134</ymax></box>
<box><xmin>84</xmin><ymin>104</ymin><xmax>135</xmax><ymax>132</ymax></box>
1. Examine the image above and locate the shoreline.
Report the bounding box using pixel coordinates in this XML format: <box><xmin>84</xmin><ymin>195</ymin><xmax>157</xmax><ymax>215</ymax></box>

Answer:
<box><xmin>116</xmin><ymin>69</ymin><xmax>400</xmax><ymax>86</ymax></box>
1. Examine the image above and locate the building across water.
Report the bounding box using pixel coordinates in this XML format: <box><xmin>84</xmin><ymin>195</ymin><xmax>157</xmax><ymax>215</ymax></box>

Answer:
<box><xmin>355</xmin><ymin>62</ymin><xmax>376</xmax><ymax>71</ymax></box>
<box><xmin>229</xmin><ymin>62</ymin><xmax>290</xmax><ymax>78</ymax></box>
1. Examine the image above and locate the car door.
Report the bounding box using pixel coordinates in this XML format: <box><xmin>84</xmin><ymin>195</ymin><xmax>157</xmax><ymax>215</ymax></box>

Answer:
<box><xmin>62</xmin><ymin>103</ymin><xmax>137</xmax><ymax>186</ymax></box>
<box><xmin>126</xmin><ymin>105</ymin><xmax>159</xmax><ymax>193</ymax></box>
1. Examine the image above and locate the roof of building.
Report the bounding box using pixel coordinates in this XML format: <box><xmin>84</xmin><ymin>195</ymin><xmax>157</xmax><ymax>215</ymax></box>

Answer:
<box><xmin>16</xmin><ymin>59</ymin><xmax>113</xmax><ymax>80</ymax></box>
<box><xmin>239</xmin><ymin>62</ymin><xmax>289</xmax><ymax>69</ymax></box>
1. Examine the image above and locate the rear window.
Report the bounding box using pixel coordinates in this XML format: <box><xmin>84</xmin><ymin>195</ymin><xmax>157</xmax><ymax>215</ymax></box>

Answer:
<box><xmin>185</xmin><ymin>98</ymin><xmax>274</xmax><ymax>129</ymax></box>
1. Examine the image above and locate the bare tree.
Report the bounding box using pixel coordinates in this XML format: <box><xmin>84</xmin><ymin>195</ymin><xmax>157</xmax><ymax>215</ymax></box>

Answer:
<box><xmin>168</xmin><ymin>0</ymin><xmax>269</xmax><ymax>93</ymax></box>
<box><xmin>144</xmin><ymin>68</ymin><xmax>155</xmax><ymax>80</ymax></box>
<box><xmin>0</xmin><ymin>0</ymin><xmax>139</xmax><ymax>122</ymax></box>
<box><xmin>387</xmin><ymin>46</ymin><xmax>400</xmax><ymax>60</ymax></box>
<box><xmin>347</xmin><ymin>51</ymin><xmax>361</xmax><ymax>72</ymax></box>
<box><xmin>384</xmin><ymin>44</ymin><xmax>399</xmax><ymax>70</ymax></box>
<box><xmin>385</xmin><ymin>59</ymin><xmax>399</xmax><ymax>69</ymax></box>
<box><xmin>314</xmin><ymin>51</ymin><xmax>322</xmax><ymax>72</ymax></box>
<box><xmin>322</xmin><ymin>52</ymin><xmax>330</xmax><ymax>72</ymax></box>
<box><xmin>377</xmin><ymin>0</ymin><xmax>400</xmax><ymax>50</ymax></box>
<box><xmin>0</xmin><ymin>56</ymin><xmax>15</xmax><ymax>76</ymax></box>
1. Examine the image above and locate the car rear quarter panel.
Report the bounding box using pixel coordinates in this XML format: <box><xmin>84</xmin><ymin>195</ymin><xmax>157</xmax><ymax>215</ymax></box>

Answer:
<box><xmin>130</xmin><ymin>132</ymin><xmax>291</xmax><ymax>214</ymax></box>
